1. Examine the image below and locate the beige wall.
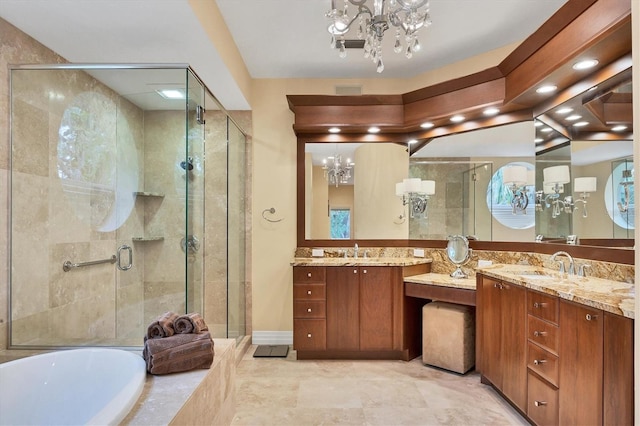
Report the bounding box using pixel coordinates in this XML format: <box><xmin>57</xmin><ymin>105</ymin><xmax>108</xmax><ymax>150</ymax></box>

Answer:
<box><xmin>354</xmin><ymin>143</ymin><xmax>408</xmax><ymax>239</ymax></box>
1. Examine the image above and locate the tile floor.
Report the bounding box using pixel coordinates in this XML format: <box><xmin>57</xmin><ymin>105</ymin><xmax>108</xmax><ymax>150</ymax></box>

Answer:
<box><xmin>231</xmin><ymin>346</ymin><xmax>529</xmax><ymax>425</ymax></box>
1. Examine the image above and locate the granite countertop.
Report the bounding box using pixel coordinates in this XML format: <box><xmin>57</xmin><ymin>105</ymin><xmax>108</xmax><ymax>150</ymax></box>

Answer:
<box><xmin>291</xmin><ymin>257</ymin><xmax>432</xmax><ymax>267</ymax></box>
<box><xmin>404</xmin><ymin>273</ymin><xmax>476</xmax><ymax>291</ymax></box>
<box><xmin>477</xmin><ymin>264</ymin><xmax>635</xmax><ymax>319</ymax></box>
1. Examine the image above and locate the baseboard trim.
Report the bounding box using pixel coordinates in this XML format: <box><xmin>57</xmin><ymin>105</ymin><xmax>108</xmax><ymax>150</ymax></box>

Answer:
<box><xmin>252</xmin><ymin>331</ymin><xmax>293</xmax><ymax>345</ymax></box>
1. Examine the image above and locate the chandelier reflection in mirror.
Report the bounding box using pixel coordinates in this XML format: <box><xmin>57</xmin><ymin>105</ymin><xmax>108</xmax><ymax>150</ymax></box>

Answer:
<box><xmin>326</xmin><ymin>0</ymin><xmax>432</xmax><ymax>73</ymax></box>
<box><xmin>323</xmin><ymin>154</ymin><xmax>354</xmax><ymax>187</ymax></box>
<box><xmin>617</xmin><ymin>168</ymin><xmax>634</xmax><ymax>213</ymax></box>
<box><xmin>536</xmin><ymin>165</ymin><xmax>596</xmax><ymax>218</ymax></box>
<box><xmin>396</xmin><ymin>178</ymin><xmax>435</xmax><ymax>219</ymax></box>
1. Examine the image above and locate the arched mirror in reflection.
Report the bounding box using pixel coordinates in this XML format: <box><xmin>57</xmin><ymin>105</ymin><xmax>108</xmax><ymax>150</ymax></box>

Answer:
<box><xmin>534</xmin><ymin>66</ymin><xmax>633</xmax><ymax>246</ymax></box>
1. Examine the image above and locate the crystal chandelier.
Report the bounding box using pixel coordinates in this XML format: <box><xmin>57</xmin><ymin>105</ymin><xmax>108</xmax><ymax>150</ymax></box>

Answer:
<box><xmin>326</xmin><ymin>0</ymin><xmax>432</xmax><ymax>73</ymax></box>
<box><xmin>322</xmin><ymin>154</ymin><xmax>354</xmax><ymax>187</ymax></box>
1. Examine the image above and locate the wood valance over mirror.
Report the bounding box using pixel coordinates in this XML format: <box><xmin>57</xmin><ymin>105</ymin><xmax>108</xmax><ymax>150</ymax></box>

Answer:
<box><xmin>288</xmin><ymin>0</ymin><xmax>633</xmax><ymax>261</ymax></box>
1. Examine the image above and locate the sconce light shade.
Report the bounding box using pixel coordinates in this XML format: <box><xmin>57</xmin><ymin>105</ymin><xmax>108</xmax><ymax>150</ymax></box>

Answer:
<box><xmin>543</xmin><ymin>165</ymin><xmax>570</xmax><ymax>185</ymax></box>
<box><xmin>403</xmin><ymin>178</ymin><xmax>422</xmax><ymax>193</ymax></box>
<box><xmin>395</xmin><ymin>182</ymin><xmax>405</xmax><ymax>196</ymax></box>
<box><xmin>574</xmin><ymin>177</ymin><xmax>597</xmax><ymax>193</ymax></box>
<box><xmin>502</xmin><ymin>165</ymin><xmax>527</xmax><ymax>186</ymax></box>
<box><xmin>526</xmin><ymin>170</ymin><xmax>535</xmax><ymax>186</ymax></box>
<box><xmin>421</xmin><ymin>180</ymin><xmax>436</xmax><ymax>195</ymax></box>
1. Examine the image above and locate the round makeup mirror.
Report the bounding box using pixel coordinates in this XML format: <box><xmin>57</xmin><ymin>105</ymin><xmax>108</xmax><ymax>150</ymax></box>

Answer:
<box><xmin>447</xmin><ymin>235</ymin><xmax>472</xmax><ymax>278</ymax></box>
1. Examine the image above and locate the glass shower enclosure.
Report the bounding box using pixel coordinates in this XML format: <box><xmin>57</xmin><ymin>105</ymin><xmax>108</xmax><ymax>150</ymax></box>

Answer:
<box><xmin>9</xmin><ymin>64</ymin><xmax>245</xmax><ymax>348</ymax></box>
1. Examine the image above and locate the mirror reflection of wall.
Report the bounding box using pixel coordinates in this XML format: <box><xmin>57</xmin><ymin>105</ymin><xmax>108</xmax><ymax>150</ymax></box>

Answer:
<box><xmin>534</xmin><ymin>67</ymin><xmax>633</xmax><ymax>244</ymax></box>
<box><xmin>305</xmin><ymin>143</ymin><xmax>408</xmax><ymax>240</ymax></box>
<box><xmin>411</xmin><ymin>121</ymin><xmax>535</xmax><ymax>242</ymax></box>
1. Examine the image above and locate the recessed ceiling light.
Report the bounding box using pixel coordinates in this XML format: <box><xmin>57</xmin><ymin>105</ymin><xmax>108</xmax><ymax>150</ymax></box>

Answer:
<box><xmin>450</xmin><ymin>115</ymin><xmax>465</xmax><ymax>123</ymax></box>
<box><xmin>566</xmin><ymin>115</ymin><xmax>582</xmax><ymax>121</ymax></box>
<box><xmin>328</xmin><ymin>127</ymin><xmax>341</xmax><ymax>133</ymax></box>
<box><xmin>420</xmin><ymin>122</ymin><xmax>434</xmax><ymax>129</ymax></box>
<box><xmin>541</xmin><ymin>127</ymin><xmax>553</xmax><ymax>133</ymax></box>
<box><xmin>534</xmin><ymin>138</ymin><xmax>544</xmax><ymax>143</ymax></box>
<box><xmin>572</xmin><ymin>59</ymin><xmax>599</xmax><ymax>70</ymax></box>
<box><xmin>156</xmin><ymin>89</ymin><xmax>185</xmax><ymax>99</ymax></box>
<box><xmin>407</xmin><ymin>139</ymin><xmax>418</xmax><ymax>145</ymax></box>
<box><xmin>573</xmin><ymin>121</ymin><xmax>589</xmax><ymax>127</ymax></box>
<box><xmin>556</xmin><ymin>107</ymin><xmax>573</xmax><ymax>115</ymax></box>
<box><xmin>368</xmin><ymin>126</ymin><xmax>380</xmax><ymax>133</ymax></box>
<box><xmin>536</xmin><ymin>85</ymin><xmax>557</xmax><ymax>94</ymax></box>
<box><xmin>612</xmin><ymin>125</ymin><xmax>628</xmax><ymax>132</ymax></box>
<box><xmin>483</xmin><ymin>107</ymin><xmax>499</xmax><ymax>116</ymax></box>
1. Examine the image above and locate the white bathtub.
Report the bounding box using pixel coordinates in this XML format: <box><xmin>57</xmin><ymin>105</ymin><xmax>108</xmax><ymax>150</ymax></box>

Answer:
<box><xmin>0</xmin><ymin>348</ymin><xmax>146</xmax><ymax>426</ymax></box>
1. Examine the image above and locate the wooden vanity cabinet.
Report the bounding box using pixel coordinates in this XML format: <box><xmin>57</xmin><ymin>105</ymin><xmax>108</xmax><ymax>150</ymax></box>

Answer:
<box><xmin>478</xmin><ymin>273</ymin><xmax>634</xmax><ymax>426</ymax></box>
<box><xmin>478</xmin><ymin>275</ymin><xmax>527</xmax><ymax>412</ymax></box>
<box><xmin>293</xmin><ymin>266</ymin><xmax>327</xmax><ymax>351</ymax></box>
<box><xmin>294</xmin><ymin>263</ymin><xmax>428</xmax><ymax>360</ymax></box>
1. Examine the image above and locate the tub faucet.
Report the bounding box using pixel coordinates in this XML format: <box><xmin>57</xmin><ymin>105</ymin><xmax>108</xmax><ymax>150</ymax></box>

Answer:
<box><xmin>551</xmin><ymin>251</ymin><xmax>575</xmax><ymax>275</ymax></box>
<box><xmin>354</xmin><ymin>243</ymin><xmax>359</xmax><ymax>259</ymax></box>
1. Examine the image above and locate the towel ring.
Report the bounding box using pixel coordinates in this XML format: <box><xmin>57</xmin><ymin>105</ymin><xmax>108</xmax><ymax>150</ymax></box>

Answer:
<box><xmin>262</xmin><ymin>207</ymin><xmax>284</xmax><ymax>223</ymax></box>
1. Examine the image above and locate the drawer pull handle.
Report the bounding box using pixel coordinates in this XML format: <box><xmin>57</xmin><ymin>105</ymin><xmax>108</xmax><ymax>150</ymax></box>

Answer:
<box><xmin>363</xmin><ymin>269</ymin><xmax>367</xmax><ymax>274</ymax></box>
<box><xmin>586</xmin><ymin>314</ymin><xmax>598</xmax><ymax>321</ymax></box>
<box><xmin>307</xmin><ymin>273</ymin><xmax>312</xmax><ymax>278</ymax></box>
<box><xmin>533</xmin><ymin>302</ymin><xmax>547</xmax><ymax>308</ymax></box>
<box><xmin>307</xmin><ymin>333</ymin><xmax>312</xmax><ymax>338</ymax></box>
<box><xmin>307</xmin><ymin>308</ymin><xmax>312</xmax><ymax>313</ymax></box>
<box><xmin>307</xmin><ymin>290</ymin><xmax>312</xmax><ymax>295</ymax></box>
<box><xmin>533</xmin><ymin>359</ymin><xmax>547</xmax><ymax>365</ymax></box>
<box><xmin>534</xmin><ymin>401</ymin><xmax>547</xmax><ymax>407</ymax></box>
<box><xmin>533</xmin><ymin>331</ymin><xmax>547</xmax><ymax>337</ymax></box>
<box><xmin>353</xmin><ymin>269</ymin><xmax>358</xmax><ymax>274</ymax></box>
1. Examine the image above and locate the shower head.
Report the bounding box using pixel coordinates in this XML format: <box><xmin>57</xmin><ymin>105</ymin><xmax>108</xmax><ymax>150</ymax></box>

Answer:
<box><xmin>180</xmin><ymin>157</ymin><xmax>194</xmax><ymax>171</ymax></box>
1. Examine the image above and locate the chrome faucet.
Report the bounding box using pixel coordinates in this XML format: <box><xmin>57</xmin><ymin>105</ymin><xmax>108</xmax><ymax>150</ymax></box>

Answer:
<box><xmin>354</xmin><ymin>243</ymin><xmax>359</xmax><ymax>259</ymax></box>
<box><xmin>551</xmin><ymin>251</ymin><xmax>575</xmax><ymax>275</ymax></box>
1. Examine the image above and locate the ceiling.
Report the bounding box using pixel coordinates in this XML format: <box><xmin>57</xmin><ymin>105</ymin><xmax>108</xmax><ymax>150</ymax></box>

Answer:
<box><xmin>0</xmin><ymin>0</ymin><xmax>570</xmax><ymax>111</ymax></box>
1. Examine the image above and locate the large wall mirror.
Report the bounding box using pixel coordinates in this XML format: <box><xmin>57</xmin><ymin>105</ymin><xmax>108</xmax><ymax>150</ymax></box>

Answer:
<box><xmin>534</xmin><ymin>65</ymin><xmax>633</xmax><ymax>247</ymax></box>
<box><xmin>303</xmin><ymin>122</ymin><xmax>536</xmax><ymax>242</ymax></box>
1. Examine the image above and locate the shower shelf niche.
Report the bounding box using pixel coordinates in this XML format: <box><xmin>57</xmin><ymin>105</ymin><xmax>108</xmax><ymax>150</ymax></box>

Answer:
<box><xmin>134</xmin><ymin>191</ymin><xmax>165</xmax><ymax>198</ymax></box>
<box><xmin>132</xmin><ymin>236</ymin><xmax>165</xmax><ymax>242</ymax></box>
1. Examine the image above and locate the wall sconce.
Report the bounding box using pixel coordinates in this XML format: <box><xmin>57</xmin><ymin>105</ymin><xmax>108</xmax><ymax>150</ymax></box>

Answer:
<box><xmin>502</xmin><ymin>165</ymin><xmax>532</xmax><ymax>214</ymax></box>
<box><xmin>396</xmin><ymin>178</ymin><xmax>435</xmax><ymax>219</ymax></box>
<box><xmin>617</xmin><ymin>169</ymin><xmax>633</xmax><ymax>213</ymax></box>
<box><xmin>536</xmin><ymin>165</ymin><xmax>596</xmax><ymax>218</ymax></box>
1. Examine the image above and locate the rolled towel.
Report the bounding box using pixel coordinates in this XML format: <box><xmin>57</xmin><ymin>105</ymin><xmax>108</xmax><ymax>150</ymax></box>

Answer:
<box><xmin>173</xmin><ymin>312</ymin><xmax>209</xmax><ymax>334</ymax></box>
<box><xmin>146</xmin><ymin>311</ymin><xmax>179</xmax><ymax>339</ymax></box>
<box><xmin>143</xmin><ymin>331</ymin><xmax>214</xmax><ymax>375</ymax></box>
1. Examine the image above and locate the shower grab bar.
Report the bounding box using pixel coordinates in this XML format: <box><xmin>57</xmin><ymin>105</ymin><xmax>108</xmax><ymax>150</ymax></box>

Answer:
<box><xmin>63</xmin><ymin>255</ymin><xmax>117</xmax><ymax>272</ymax></box>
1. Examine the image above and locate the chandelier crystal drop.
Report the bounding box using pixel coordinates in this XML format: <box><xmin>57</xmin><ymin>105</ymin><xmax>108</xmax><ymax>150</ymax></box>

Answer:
<box><xmin>322</xmin><ymin>154</ymin><xmax>354</xmax><ymax>187</ymax></box>
<box><xmin>326</xmin><ymin>0</ymin><xmax>432</xmax><ymax>73</ymax></box>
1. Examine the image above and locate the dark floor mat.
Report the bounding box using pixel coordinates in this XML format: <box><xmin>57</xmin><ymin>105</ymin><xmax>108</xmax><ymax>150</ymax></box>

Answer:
<box><xmin>253</xmin><ymin>345</ymin><xmax>290</xmax><ymax>358</ymax></box>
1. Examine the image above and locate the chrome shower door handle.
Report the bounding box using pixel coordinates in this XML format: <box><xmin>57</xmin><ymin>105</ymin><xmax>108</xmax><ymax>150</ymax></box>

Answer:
<box><xmin>117</xmin><ymin>245</ymin><xmax>133</xmax><ymax>271</ymax></box>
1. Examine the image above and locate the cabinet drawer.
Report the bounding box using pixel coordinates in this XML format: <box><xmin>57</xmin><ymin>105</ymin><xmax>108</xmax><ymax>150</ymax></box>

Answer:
<box><xmin>528</xmin><ymin>314</ymin><xmax>559</xmax><ymax>355</ymax></box>
<box><xmin>294</xmin><ymin>301</ymin><xmax>326</xmax><ymax>319</ymax></box>
<box><xmin>293</xmin><ymin>266</ymin><xmax>326</xmax><ymax>283</ymax></box>
<box><xmin>528</xmin><ymin>342</ymin><xmax>559</xmax><ymax>387</ymax></box>
<box><xmin>294</xmin><ymin>283</ymin><xmax>326</xmax><ymax>301</ymax></box>
<box><xmin>293</xmin><ymin>319</ymin><xmax>326</xmax><ymax>351</ymax></box>
<box><xmin>528</xmin><ymin>291</ymin><xmax>558</xmax><ymax>325</ymax></box>
<box><xmin>528</xmin><ymin>371</ymin><xmax>559</xmax><ymax>426</ymax></box>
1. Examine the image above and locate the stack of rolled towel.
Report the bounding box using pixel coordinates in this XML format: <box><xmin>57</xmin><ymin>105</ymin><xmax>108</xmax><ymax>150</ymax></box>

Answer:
<box><xmin>142</xmin><ymin>311</ymin><xmax>214</xmax><ymax>375</ymax></box>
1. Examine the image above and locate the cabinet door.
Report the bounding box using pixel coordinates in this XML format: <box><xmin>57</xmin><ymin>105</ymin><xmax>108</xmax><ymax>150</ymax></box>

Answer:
<box><xmin>359</xmin><ymin>266</ymin><xmax>394</xmax><ymax>351</ymax></box>
<box><xmin>326</xmin><ymin>267</ymin><xmax>360</xmax><ymax>350</ymax></box>
<box><xmin>500</xmin><ymin>281</ymin><xmax>527</xmax><ymax>412</ymax></box>
<box><xmin>603</xmin><ymin>312</ymin><xmax>634</xmax><ymax>426</ymax></box>
<box><xmin>559</xmin><ymin>300</ymin><xmax>603</xmax><ymax>426</ymax></box>
<box><xmin>480</xmin><ymin>277</ymin><xmax>503</xmax><ymax>387</ymax></box>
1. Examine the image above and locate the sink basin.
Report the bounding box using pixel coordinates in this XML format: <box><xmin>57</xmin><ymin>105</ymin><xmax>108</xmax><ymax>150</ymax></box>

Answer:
<box><xmin>518</xmin><ymin>273</ymin><xmax>555</xmax><ymax>280</ymax></box>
